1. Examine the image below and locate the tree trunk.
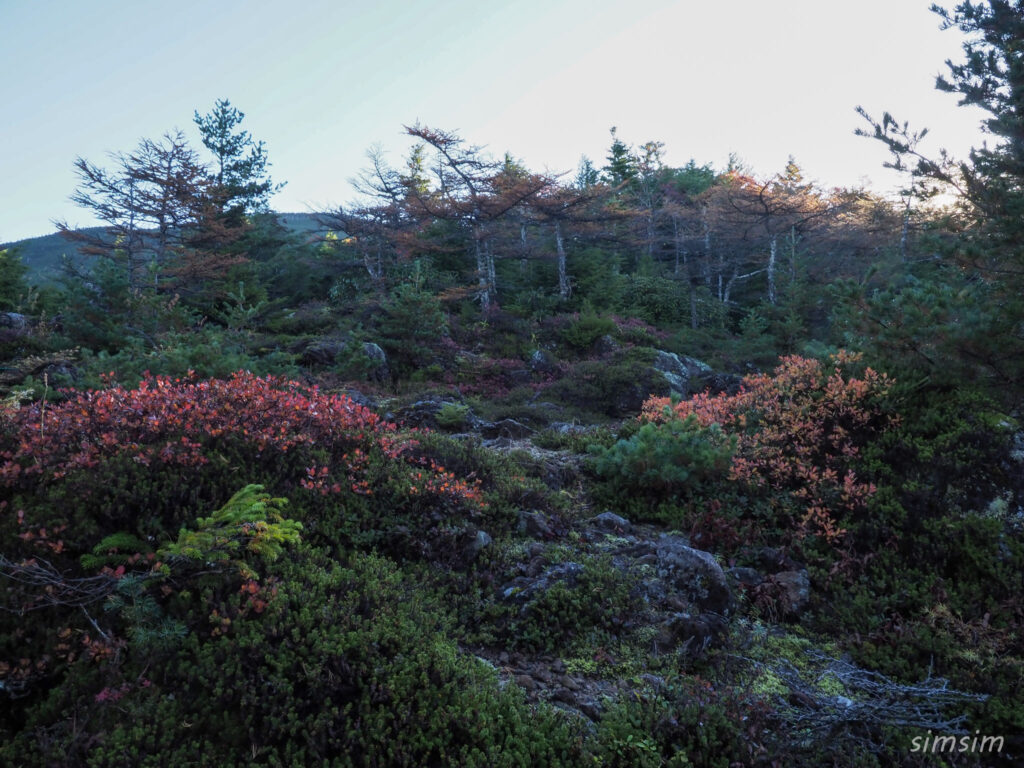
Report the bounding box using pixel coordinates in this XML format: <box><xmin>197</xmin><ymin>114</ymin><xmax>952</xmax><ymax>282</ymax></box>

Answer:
<box><xmin>767</xmin><ymin>234</ymin><xmax>777</xmax><ymax>306</ymax></box>
<box><xmin>702</xmin><ymin>205</ymin><xmax>713</xmax><ymax>287</ymax></box>
<box><xmin>900</xmin><ymin>196</ymin><xmax>911</xmax><ymax>262</ymax></box>
<box><xmin>485</xmin><ymin>238</ymin><xmax>497</xmax><ymax>303</ymax></box>
<box><xmin>672</xmin><ymin>216</ymin><xmax>681</xmax><ymax>275</ymax></box>
<box><xmin>690</xmin><ymin>278</ymin><xmax>699</xmax><ymax>330</ymax></box>
<box><xmin>474</xmin><ymin>231</ymin><xmax>490</xmax><ymax>310</ymax></box>
<box><xmin>520</xmin><ymin>222</ymin><xmax>528</xmax><ymax>275</ymax></box>
<box><xmin>789</xmin><ymin>225</ymin><xmax>797</xmax><ymax>285</ymax></box>
<box><xmin>555</xmin><ymin>220</ymin><xmax>570</xmax><ymax>299</ymax></box>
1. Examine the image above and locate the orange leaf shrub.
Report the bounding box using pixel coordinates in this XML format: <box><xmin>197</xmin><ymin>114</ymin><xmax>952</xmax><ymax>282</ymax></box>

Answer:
<box><xmin>642</xmin><ymin>352</ymin><xmax>895</xmax><ymax>543</ymax></box>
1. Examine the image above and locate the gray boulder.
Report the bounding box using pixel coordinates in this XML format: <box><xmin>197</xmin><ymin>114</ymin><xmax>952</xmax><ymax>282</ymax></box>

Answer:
<box><xmin>0</xmin><ymin>312</ymin><xmax>28</xmax><ymax>330</ymax></box>
<box><xmin>527</xmin><ymin>349</ymin><xmax>558</xmax><ymax>374</ymax></box>
<box><xmin>652</xmin><ymin>351</ymin><xmax>712</xmax><ymax>397</ymax></box>
<box><xmin>362</xmin><ymin>342</ymin><xmax>390</xmax><ymax>383</ymax></box>
<box><xmin>651</xmin><ymin>535</ymin><xmax>732</xmax><ymax>615</ymax></box>
<box><xmin>298</xmin><ymin>338</ymin><xmax>347</xmax><ymax>367</ymax></box>
<box><xmin>654</xmin><ymin>612</ymin><xmax>729</xmax><ymax>653</ymax></box>
<box><xmin>393</xmin><ymin>397</ymin><xmax>471</xmax><ymax>429</ymax></box>
<box><xmin>480</xmin><ymin>418</ymin><xmax>534</xmax><ymax>439</ymax></box>
<box><xmin>590</xmin><ymin>511</ymin><xmax>633</xmax><ymax>534</ymax></box>
<box><xmin>501</xmin><ymin>561</ymin><xmax>584</xmax><ymax>603</ymax></box>
<box><xmin>772</xmin><ymin>570</ymin><xmax>811</xmax><ymax>617</ymax></box>
<box><xmin>462</xmin><ymin>529</ymin><xmax>493</xmax><ymax>564</ymax></box>
<box><xmin>341</xmin><ymin>388</ymin><xmax>378</xmax><ymax>409</ymax></box>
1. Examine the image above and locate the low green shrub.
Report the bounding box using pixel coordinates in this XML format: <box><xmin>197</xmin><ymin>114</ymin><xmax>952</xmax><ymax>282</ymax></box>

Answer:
<box><xmin>594</xmin><ymin>677</ymin><xmax>777</xmax><ymax>768</ymax></box>
<box><xmin>561</xmin><ymin>307</ymin><xmax>616</xmax><ymax>351</ymax></box>
<box><xmin>510</xmin><ymin>553</ymin><xmax>642</xmax><ymax>653</ymax></box>
<box><xmin>532</xmin><ymin>424</ymin><xmax>618</xmax><ymax>453</ymax></box>
<box><xmin>435</xmin><ymin>401</ymin><xmax>472</xmax><ymax>431</ymax></box>
<box><xmin>543</xmin><ymin>348</ymin><xmax>666</xmax><ymax>418</ymax></box>
<box><xmin>2</xmin><ymin>546</ymin><xmax>585</xmax><ymax>767</ymax></box>
<box><xmin>590</xmin><ymin>415</ymin><xmax>735</xmax><ymax>500</ymax></box>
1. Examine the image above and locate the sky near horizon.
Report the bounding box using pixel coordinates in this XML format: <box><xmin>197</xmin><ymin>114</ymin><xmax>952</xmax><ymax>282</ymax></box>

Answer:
<box><xmin>0</xmin><ymin>0</ymin><xmax>989</xmax><ymax>243</ymax></box>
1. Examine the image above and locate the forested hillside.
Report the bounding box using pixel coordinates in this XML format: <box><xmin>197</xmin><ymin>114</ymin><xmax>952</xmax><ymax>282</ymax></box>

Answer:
<box><xmin>1</xmin><ymin>4</ymin><xmax>1022</xmax><ymax>766</ymax></box>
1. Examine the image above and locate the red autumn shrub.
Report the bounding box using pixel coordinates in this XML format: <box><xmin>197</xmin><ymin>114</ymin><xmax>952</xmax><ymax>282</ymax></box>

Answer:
<box><xmin>1</xmin><ymin>371</ymin><xmax>483</xmax><ymax>538</ymax></box>
<box><xmin>641</xmin><ymin>352</ymin><xmax>896</xmax><ymax>543</ymax></box>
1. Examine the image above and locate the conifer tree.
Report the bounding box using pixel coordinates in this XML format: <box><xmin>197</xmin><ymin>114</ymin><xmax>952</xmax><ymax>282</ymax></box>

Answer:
<box><xmin>855</xmin><ymin>1</ymin><xmax>1024</xmax><ymax>394</ymax></box>
<box><xmin>194</xmin><ymin>98</ymin><xmax>282</xmax><ymax>218</ymax></box>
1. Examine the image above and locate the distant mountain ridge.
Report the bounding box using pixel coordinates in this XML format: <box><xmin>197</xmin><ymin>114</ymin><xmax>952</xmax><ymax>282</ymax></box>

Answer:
<box><xmin>0</xmin><ymin>212</ymin><xmax>328</xmax><ymax>284</ymax></box>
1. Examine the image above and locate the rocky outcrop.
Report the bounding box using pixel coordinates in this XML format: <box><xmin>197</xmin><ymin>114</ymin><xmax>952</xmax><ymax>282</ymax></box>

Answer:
<box><xmin>296</xmin><ymin>338</ymin><xmax>390</xmax><ymax>383</ymax></box>
<box><xmin>527</xmin><ymin>349</ymin><xmax>558</xmax><ymax>374</ymax></box>
<box><xmin>361</xmin><ymin>342</ymin><xmax>390</xmax><ymax>384</ymax></box>
<box><xmin>480</xmin><ymin>418</ymin><xmax>534</xmax><ymax>440</ymax></box>
<box><xmin>652</xmin><ymin>350</ymin><xmax>741</xmax><ymax>397</ymax></box>
<box><xmin>772</xmin><ymin>570</ymin><xmax>811</xmax><ymax>616</ymax></box>
<box><xmin>636</xmin><ymin>534</ymin><xmax>732</xmax><ymax>616</ymax></box>
<box><xmin>392</xmin><ymin>396</ymin><xmax>473</xmax><ymax>429</ymax></box>
<box><xmin>0</xmin><ymin>312</ymin><xmax>29</xmax><ymax>330</ymax></box>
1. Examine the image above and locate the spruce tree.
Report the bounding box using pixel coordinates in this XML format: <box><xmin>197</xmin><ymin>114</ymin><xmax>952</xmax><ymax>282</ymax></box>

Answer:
<box><xmin>854</xmin><ymin>1</ymin><xmax>1024</xmax><ymax>396</ymax></box>
<box><xmin>194</xmin><ymin>99</ymin><xmax>282</xmax><ymax>217</ymax></box>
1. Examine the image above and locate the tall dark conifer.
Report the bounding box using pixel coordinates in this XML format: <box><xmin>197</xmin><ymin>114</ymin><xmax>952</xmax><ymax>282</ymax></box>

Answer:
<box><xmin>194</xmin><ymin>99</ymin><xmax>282</xmax><ymax>219</ymax></box>
<box><xmin>854</xmin><ymin>1</ymin><xmax>1024</xmax><ymax>395</ymax></box>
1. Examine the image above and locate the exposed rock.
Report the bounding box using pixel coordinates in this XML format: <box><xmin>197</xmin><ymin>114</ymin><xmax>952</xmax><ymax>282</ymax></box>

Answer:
<box><xmin>394</xmin><ymin>397</ymin><xmax>472</xmax><ymax>429</ymax></box>
<box><xmin>298</xmin><ymin>338</ymin><xmax>347</xmax><ymax>367</ymax></box>
<box><xmin>577</xmin><ymin>698</ymin><xmax>603</xmax><ymax>721</ymax></box>
<box><xmin>611</xmin><ymin>368</ymin><xmax>671</xmax><ymax>416</ymax></box>
<box><xmin>527</xmin><ymin>348</ymin><xmax>558</xmax><ymax>374</ymax></box>
<box><xmin>697</xmin><ymin>370</ymin><xmax>744</xmax><ymax>396</ymax></box>
<box><xmin>462</xmin><ymin>530</ymin><xmax>493</xmax><ymax>564</ymax></box>
<box><xmin>756</xmin><ymin>547</ymin><xmax>805</xmax><ymax>573</ymax></box>
<box><xmin>651</xmin><ymin>349</ymin><xmax>743</xmax><ymax>397</ymax></box>
<box><xmin>341</xmin><ymin>388</ymin><xmax>377</xmax><ymax>409</ymax></box>
<box><xmin>551</xmin><ymin>687</ymin><xmax>576</xmax><ymax>705</ymax></box>
<box><xmin>727</xmin><ymin>567</ymin><xmax>764</xmax><ymax>588</ymax></box>
<box><xmin>654</xmin><ymin>612</ymin><xmax>729</xmax><ymax>654</ymax></box>
<box><xmin>40</xmin><ymin>362</ymin><xmax>79</xmax><ymax>384</ymax></box>
<box><xmin>526</xmin><ymin>542</ymin><xmax>546</xmax><ymax>558</ymax></box>
<box><xmin>772</xmin><ymin>570</ymin><xmax>811</xmax><ymax>617</ymax></box>
<box><xmin>653</xmin><ymin>535</ymin><xmax>732</xmax><ymax>615</ymax></box>
<box><xmin>514</xmin><ymin>674</ymin><xmax>537</xmax><ymax>692</ymax></box>
<box><xmin>519</xmin><ymin>511</ymin><xmax>552</xmax><ymax>539</ymax></box>
<box><xmin>525</xmin><ymin>556</ymin><xmax>547</xmax><ymax>578</ymax></box>
<box><xmin>590</xmin><ymin>511</ymin><xmax>633</xmax><ymax>535</ymax></box>
<box><xmin>558</xmin><ymin>675</ymin><xmax>580</xmax><ymax>691</ymax></box>
<box><xmin>639</xmin><ymin>674</ymin><xmax>666</xmax><ymax>692</ymax></box>
<box><xmin>501</xmin><ymin>561</ymin><xmax>584</xmax><ymax>603</ymax></box>
<box><xmin>480</xmin><ymin>418</ymin><xmax>534</xmax><ymax>439</ymax></box>
<box><xmin>0</xmin><ymin>312</ymin><xmax>28</xmax><ymax>330</ymax></box>
<box><xmin>652</xmin><ymin>350</ymin><xmax>707</xmax><ymax>397</ymax></box>
<box><xmin>362</xmin><ymin>342</ymin><xmax>390</xmax><ymax>384</ymax></box>
<box><xmin>479</xmin><ymin>438</ymin><xmax>583</xmax><ymax>491</ymax></box>
<box><xmin>547</xmin><ymin>421</ymin><xmax>590</xmax><ymax>436</ymax></box>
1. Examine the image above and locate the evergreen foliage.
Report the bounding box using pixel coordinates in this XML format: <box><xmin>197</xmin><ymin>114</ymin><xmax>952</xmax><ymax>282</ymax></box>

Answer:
<box><xmin>0</xmin><ymin>249</ymin><xmax>29</xmax><ymax>310</ymax></box>
<box><xmin>591</xmin><ymin>414</ymin><xmax>735</xmax><ymax>498</ymax></box>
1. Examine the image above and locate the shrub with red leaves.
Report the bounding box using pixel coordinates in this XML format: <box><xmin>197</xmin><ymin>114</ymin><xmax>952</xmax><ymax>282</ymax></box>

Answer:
<box><xmin>1</xmin><ymin>371</ymin><xmax>484</xmax><ymax>559</ymax></box>
<box><xmin>642</xmin><ymin>352</ymin><xmax>896</xmax><ymax>544</ymax></box>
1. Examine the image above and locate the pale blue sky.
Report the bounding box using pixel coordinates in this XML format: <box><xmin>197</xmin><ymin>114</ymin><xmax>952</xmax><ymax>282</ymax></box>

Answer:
<box><xmin>1</xmin><ymin>0</ymin><xmax>986</xmax><ymax>243</ymax></box>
